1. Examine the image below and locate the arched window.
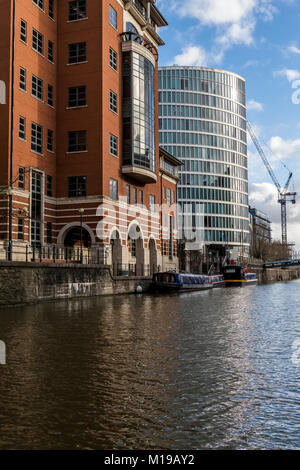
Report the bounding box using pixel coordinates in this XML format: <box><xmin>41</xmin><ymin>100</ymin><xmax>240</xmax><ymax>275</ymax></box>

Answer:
<box><xmin>126</xmin><ymin>22</ymin><xmax>141</xmax><ymax>43</ymax></box>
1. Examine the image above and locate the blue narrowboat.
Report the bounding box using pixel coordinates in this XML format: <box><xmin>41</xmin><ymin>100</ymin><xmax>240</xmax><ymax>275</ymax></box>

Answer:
<box><xmin>152</xmin><ymin>272</ymin><xmax>212</xmax><ymax>292</ymax></box>
<box><xmin>209</xmin><ymin>274</ymin><xmax>225</xmax><ymax>287</ymax></box>
<box><xmin>222</xmin><ymin>265</ymin><xmax>258</xmax><ymax>286</ymax></box>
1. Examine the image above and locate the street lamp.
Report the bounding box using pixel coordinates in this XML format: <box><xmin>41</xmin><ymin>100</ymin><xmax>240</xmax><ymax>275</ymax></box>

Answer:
<box><xmin>6</xmin><ymin>187</ymin><xmax>13</xmax><ymax>261</ymax></box>
<box><xmin>78</xmin><ymin>208</ymin><xmax>84</xmax><ymax>263</ymax></box>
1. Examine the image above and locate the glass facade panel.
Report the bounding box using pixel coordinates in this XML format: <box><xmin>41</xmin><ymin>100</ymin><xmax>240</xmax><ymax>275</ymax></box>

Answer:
<box><xmin>159</xmin><ymin>66</ymin><xmax>249</xmax><ymax>247</ymax></box>
<box><xmin>122</xmin><ymin>51</ymin><xmax>155</xmax><ymax>173</ymax></box>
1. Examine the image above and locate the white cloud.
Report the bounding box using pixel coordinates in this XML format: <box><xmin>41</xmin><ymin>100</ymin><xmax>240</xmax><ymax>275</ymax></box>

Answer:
<box><xmin>247</xmin><ymin>99</ymin><xmax>264</xmax><ymax>111</ymax></box>
<box><xmin>217</xmin><ymin>20</ymin><xmax>256</xmax><ymax>47</ymax></box>
<box><xmin>269</xmin><ymin>136</ymin><xmax>300</xmax><ymax>159</ymax></box>
<box><xmin>274</xmin><ymin>69</ymin><xmax>300</xmax><ymax>82</ymax></box>
<box><xmin>288</xmin><ymin>45</ymin><xmax>300</xmax><ymax>55</ymax></box>
<box><xmin>163</xmin><ymin>0</ymin><xmax>277</xmax><ymax>49</ymax></box>
<box><xmin>172</xmin><ymin>45</ymin><xmax>208</xmax><ymax>66</ymax></box>
<box><xmin>160</xmin><ymin>0</ymin><xmax>278</xmax><ymax>66</ymax></box>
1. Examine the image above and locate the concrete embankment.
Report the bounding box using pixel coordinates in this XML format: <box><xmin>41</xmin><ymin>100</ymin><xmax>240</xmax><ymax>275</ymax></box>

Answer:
<box><xmin>249</xmin><ymin>265</ymin><xmax>300</xmax><ymax>284</ymax></box>
<box><xmin>0</xmin><ymin>262</ymin><xmax>151</xmax><ymax>307</ymax></box>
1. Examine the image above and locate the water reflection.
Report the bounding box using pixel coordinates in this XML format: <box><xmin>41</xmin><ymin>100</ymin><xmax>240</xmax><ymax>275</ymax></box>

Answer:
<box><xmin>0</xmin><ymin>281</ymin><xmax>300</xmax><ymax>449</ymax></box>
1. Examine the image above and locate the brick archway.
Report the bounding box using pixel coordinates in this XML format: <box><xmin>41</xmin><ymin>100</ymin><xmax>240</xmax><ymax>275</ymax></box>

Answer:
<box><xmin>57</xmin><ymin>222</ymin><xmax>96</xmax><ymax>246</ymax></box>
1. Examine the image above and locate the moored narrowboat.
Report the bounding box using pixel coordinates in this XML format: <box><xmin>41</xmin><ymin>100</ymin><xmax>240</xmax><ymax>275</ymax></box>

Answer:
<box><xmin>152</xmin><ymin>272</ymin><xmax>212</xmax><ymax>292</ymax></box>
<box><xmin>222</xmin><ymin>265</ymin><xmax>258</xmax><ymax>286</ymax></box>
<box><xmin>209</xmin><ymin>274</ymin><xmax>225</xmax><ymax>287</ymax></box>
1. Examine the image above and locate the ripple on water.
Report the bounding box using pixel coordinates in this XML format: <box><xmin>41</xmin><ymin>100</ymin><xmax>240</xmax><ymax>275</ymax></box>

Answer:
<box><xmin>0</xmin><ymin>281</ymin><xmax>300</xmax><ymax>449</ymax></box>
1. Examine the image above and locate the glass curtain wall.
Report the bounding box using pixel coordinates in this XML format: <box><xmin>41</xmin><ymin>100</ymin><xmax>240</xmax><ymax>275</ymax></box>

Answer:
<box><xmin>158</xmin><ymin>67</ymin><xmax>249</xmax><ymax>246</ymax></box>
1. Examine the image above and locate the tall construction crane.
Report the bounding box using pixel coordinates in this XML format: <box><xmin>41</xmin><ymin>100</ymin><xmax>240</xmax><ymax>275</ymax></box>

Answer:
<box><xmin>247</xmin><ymin>121</ymin><xmax>296</xmax><ymax>246</ymax></box>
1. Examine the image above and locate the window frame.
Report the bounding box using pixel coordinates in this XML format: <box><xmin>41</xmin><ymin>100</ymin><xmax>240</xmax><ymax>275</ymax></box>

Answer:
<box><xmin>68</xmin><ymin>176</ymin><xmax>87</xmax><ymax>198</ymax></box>
<box><xmin>109</xmin><ymin>89</ymin><xmax>117</xmax><ymax>113</ymax></box>
<box><xmin>109</xmin><ymin>5</ymin><xmax>117</xmax><ymax>30</ymax></box>
<box><xmin>32</xmin><ymin>74</ymin><xmax>43</xmax><ymax>101</ymax></box>
<box><xmin>19</xmin><ymin>116</ymin><xmax>26</xmax><ymax>140</ymax></box>
<box><xmin>47</xmin><ymin>129</ymin><xmax>54</xmax><ymax>152</ymax></box>
<box><xmin>68</xmin><ymin>0</ymin><xmax>87</xmax><ymax>21</ymax></box>
<box><xmin>31</xmin><ymin>122</ymin><xmax>43</xmax><ymax>155</ymax></box>
<box><xmin>32</xmin><ymin>28</ymin><xmax>44</xmax><ymax>56</ymax></box>
<box><xmin>48</xmin><ymin>40</ymin><xmax>54</xmax><ymax>62</ymax></box>
<box><xmin>68</xmin><ymin>85</ymin><xmax>86</xmax><ymax>108</ymax></box>
<box><xmin>109</xmin><ymin>178</ymin><xmax>118</xmax><ymax>200</ymax></box>
<box><xmin>49</xmin><ymin>0</ymin><xmax>54</xmax><ymax>19</ymax></box>
<box><xmin>19</xmin><ymin>67</ymin><xmax>26</xmax><ymax>91</ymax></box>
<box><xmin>20</xmin><ymin>19</ymin><xmax>27</xmax><ymax>43</ymax></box>
<box><xmin>109</xmin><ymin>47</ymin><xmax>117</xmax><ymax>71</ymax></box>
<box><xmin>68</xmin><ymin>42</ymin><xmax>87</xmax><ymax>64</ymax></box>
<box><xmin>18</xmin><ymin>217</ymin><xmax>25</xmax><ymax>241</ymax></box>
<box><xmin>68</xmin><ymin>130</ymin><xmax>87</xmax><ymax>153</ymax></box>
<box><xmin>48</xmin><ymin>84</ymin><xmax>54</xmax><ymax>107</ymax></box>
<box><xmin>33</xmin><ymin>0</ymin><xmax>44</xmax><ymax>11</ymax></box>
<box><xmin>109</xmin><ymin>133</ymin><xmax>118</xmax><ymax>157</ymax></box>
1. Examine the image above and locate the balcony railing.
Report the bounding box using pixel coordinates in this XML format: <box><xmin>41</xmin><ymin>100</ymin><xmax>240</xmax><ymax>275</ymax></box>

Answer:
<box><xmin>133</xmin><ymin>0</ymin><xmax>146</xmax><ymax>18</ymax></box>
<box><xmin>120</xmin><ymin>32</ymin><xmax>158</xmax><ymax>61</ymax></box>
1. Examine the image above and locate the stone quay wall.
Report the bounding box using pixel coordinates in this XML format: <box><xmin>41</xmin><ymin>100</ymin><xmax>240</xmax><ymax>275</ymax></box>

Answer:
<box><xmin>0</xmin><ymin>262</ymin><xmax>152</xmax><ymax>307</ymax></box>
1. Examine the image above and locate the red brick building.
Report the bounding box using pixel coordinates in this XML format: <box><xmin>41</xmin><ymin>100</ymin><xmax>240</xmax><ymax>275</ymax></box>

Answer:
<box><xmin>0</xmin><ymin>0</ymin><xmax>180</xmax><ymax>273</ymax></box>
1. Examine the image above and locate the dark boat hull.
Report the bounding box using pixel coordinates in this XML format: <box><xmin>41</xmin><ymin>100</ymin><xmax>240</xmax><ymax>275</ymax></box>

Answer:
<box><xmin>225</xmin><ymin>279</ymin><xmax>258</xmax><ymax>287</ymax></box>
<box><xmin>153</xmin><ymin>283</ymin><xmax>213</xmax><ymax>292</ymax></box>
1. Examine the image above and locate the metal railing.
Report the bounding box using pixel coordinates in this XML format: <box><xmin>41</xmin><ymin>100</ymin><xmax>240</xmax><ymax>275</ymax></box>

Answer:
<box><xmin>120</xmin><ymin>31</ymin><xmax>158</xmax><ymax>61</ymax></box>
<box><xmin>112</xmin><ymin>263</ymin><xmax>161</xmax><ymax>277</ymax></box>
<box><xmin>0</xmin><ymin>244</ymin><xmax>104</xmax><ymax>264</ymax></box>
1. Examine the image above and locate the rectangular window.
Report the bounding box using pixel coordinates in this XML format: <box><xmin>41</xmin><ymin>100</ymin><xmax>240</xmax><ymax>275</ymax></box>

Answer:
<box><xmin>18</xmin><ymin>218</ymin><xmax>24</xmax><ymax>240</ymax></box>
<box><xmin>109</xmin><ymin>134</ymin><xmax>118</xmax><ymax>156</ymax></box>
<box><xmin>19</xmin><ymin>116</ymin><xmax>26</xmax><ymax>140</ymax></box>
<box><xmin>20</xmin><ymin>67</ymin><xmax>26</xmax><ymax>90</ymax></box>
<box><xmin>109</xmin><ymin>47</ymin><xmax>117</xmax><ymax>71</ymax></box>
<box><xmin>167</xmin><ymin>188</ymin><xmax>171</xmax><ymax>206</ymax></box>
<box><xmin>133</xmin><ymin>188</ymin><xmax>137</xmax><ymax>205</ymax></box>
<box><xmin>139</xmin><ymin>189</ymin><xmax>143</xmax><ymax>206</ymax></box>
<box><xmin>46</xmin><ymin>222</ymin><xmax>52</xmax><ymax>244</ymax></box>
<box><xmin>20</xmin><ymin>19</ymin><xmax>27</xmax><ymax>43</ymax></box>
<box><xmin>68</xmin><ymin>130</ymin><xmax>87</xmax><ymax>152</ymax></box>
<box><xmin>48</xmin><ymin>40</ymin><xmax>54</xmax><ymax>62</ymax></box>
<box><xmin>68</xmin><ymin>0</ymin><xmax>87</xmax><ymax>21</ymax></box>
<box><xmin>109</xmin><ymin>90</ymin><xmax>117</xmax><ymax>113</ymax></box>
<box><xmin>48</xmin><ymin>84</ymin><xmax>54</xmax><ymax>106</ymax></box>
<box><xmin>68</xmin><ymin>86</ymin><xmax>86</xmax><ymax>107</ymax></box>
<box><xmin>109</xmin><ymin>5</ymin><xmax>117</xmax><ymax>29</ymax></box>
<box><xmin>126</xmin><ymin>185</ymin><xmax>130</xmax><ymax>204</ymax></box>
<box><xmin>31</xmin><ymin>220</ymin><xmax>42</xmax><ymax>246</ymax></box>
<box><xmin>18</xmin><ymin>167</ymin><xmax>25</xmax><ymax>189</ymax></box>
<box><xmin>49</xmin><ymin>0</ymin><xmax>54</xmax><ymax>19</ymax></box>
<box><xmin>47</xmin><ymin>129</ymin><xmax>53</xmax><ymax>151</ymax></box>
<box><xmin>31</xmin><ymin>171</ymin><xmax>43</xmax><ymax>247</ymax></box>
<box><xmin>46</xmin><ymin>175</ymin><xmax>53</xmax><ymax>196</ymax></box>
<box><xmin>129</xmin><ymin>238</ymin><xmax>136</xmax><ymax>258</ymax></box>
<box><xmin>150</xmin><ymin>195</ymin><xmax>155</xmax><ymax>212</ymax></box>
<box><xmin>31</xmin><ymin>122</ymin><xmax>43</xmax><ymax>154</ymax></box>
<box><xmin>109</xmin><ymin>178</ymin><xmax>118</xmax><ymax>200</ymax></box>
<box><xmin>32</xmin><ymin>74</ymin><xmax>43</xmax><ymax>100</ymax></box>
<box><xmin>33</xmin><ymin>0</ymin><xmax>44</xmax><ymax>10</ymax></box>
<box><xmin>68</xmin><ymin>176</ymin><xmax>87</xmax><ymax>197</ymax></box>
<box><xmin>68</xmin><ymin>42</ymin><xmax>86</xmax><ymax>64</ymax></box>
<box><xmin>32</xmin><ymin>28</ymin><xmax>44</xmax><ymax>55</ymax></box>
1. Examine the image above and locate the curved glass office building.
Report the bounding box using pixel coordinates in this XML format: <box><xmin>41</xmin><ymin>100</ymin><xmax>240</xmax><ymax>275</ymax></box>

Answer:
<box><xmin>158</xmin><ymin>66</ymin><xmax>250</xmax><ymax>261</ymax></box>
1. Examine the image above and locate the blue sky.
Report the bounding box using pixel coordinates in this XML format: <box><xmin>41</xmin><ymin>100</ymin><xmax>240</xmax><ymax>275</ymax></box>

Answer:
<box><xmin>157</xmin><ymin>0</ymin><xmax>300</xmax><ymax>249</ymax></box>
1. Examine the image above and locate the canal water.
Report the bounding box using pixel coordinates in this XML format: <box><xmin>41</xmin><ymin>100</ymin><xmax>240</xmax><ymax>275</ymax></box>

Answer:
<box><xmin>0</xmin><ymin>280</ymin><xmax>300</xmax><ymax>450</ymax></box>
